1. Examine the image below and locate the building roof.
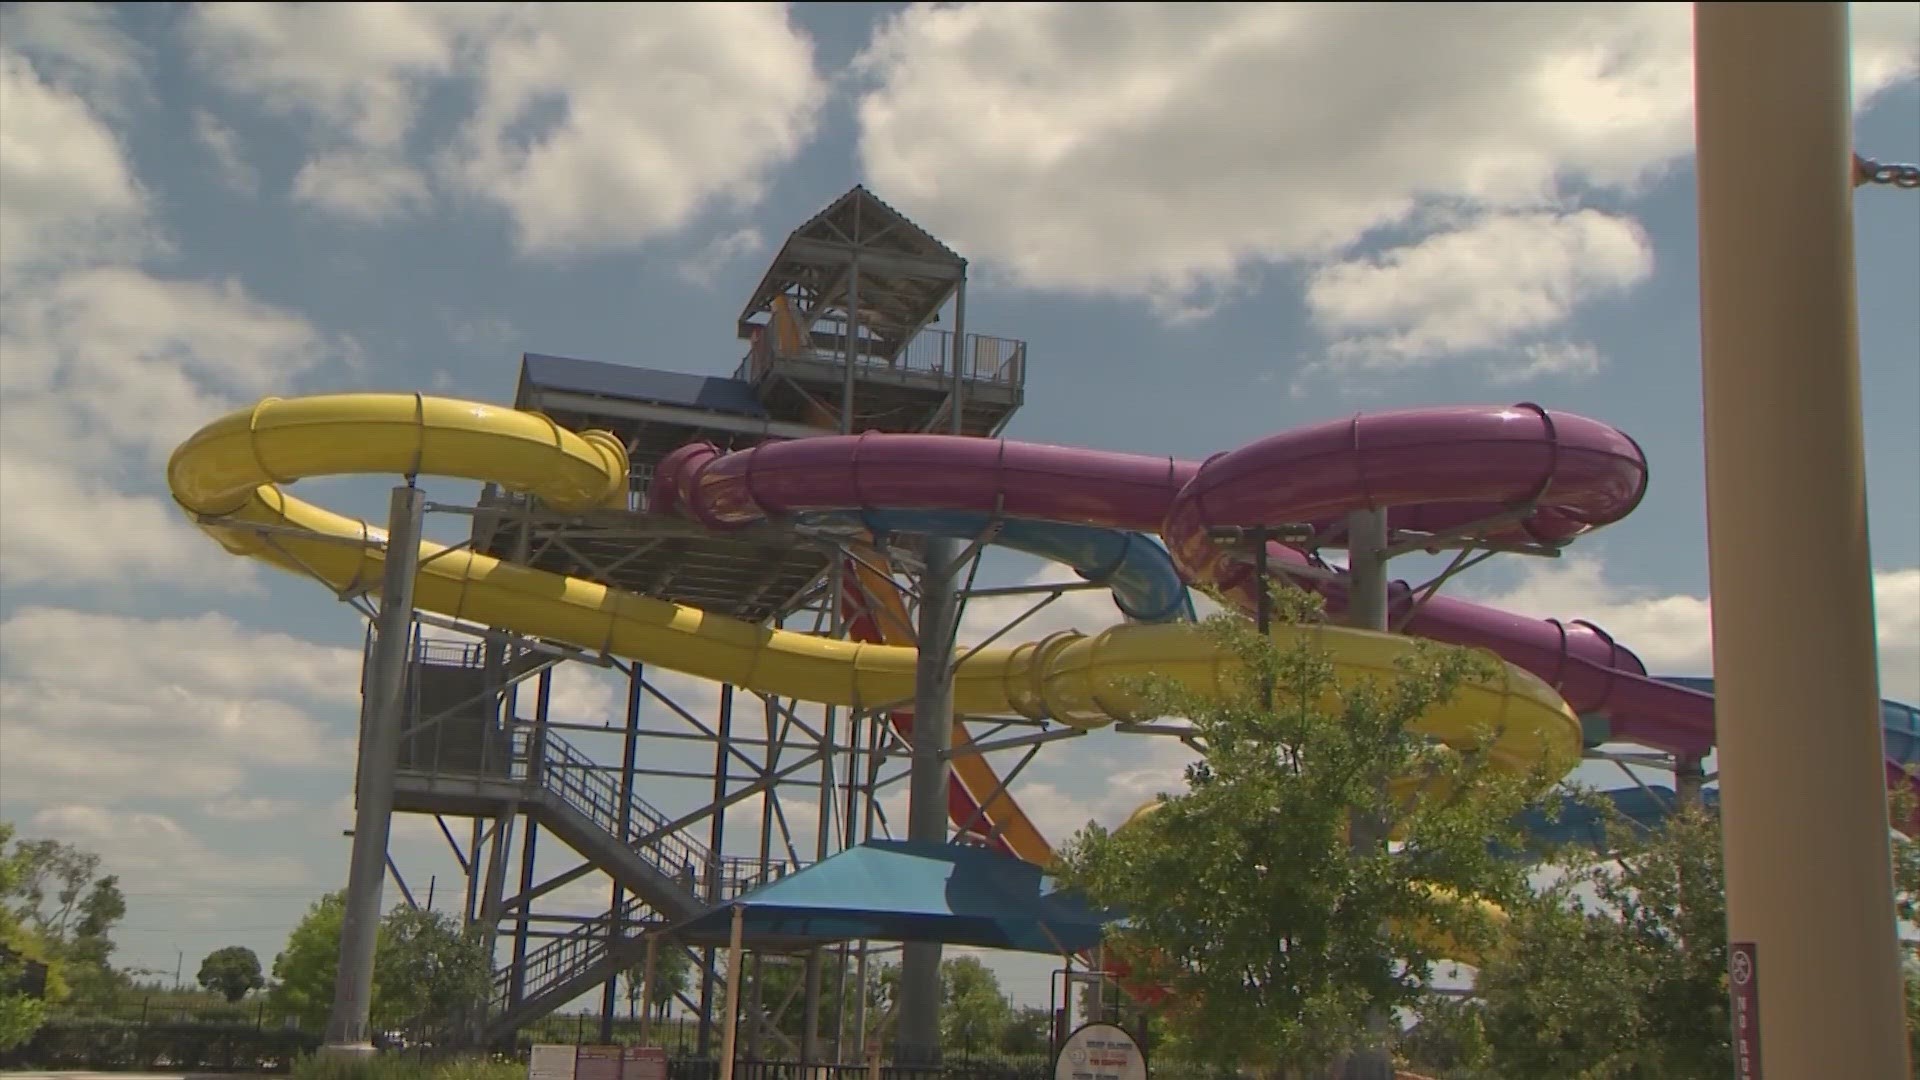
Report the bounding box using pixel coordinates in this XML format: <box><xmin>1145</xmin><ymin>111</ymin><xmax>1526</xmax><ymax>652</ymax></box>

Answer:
<box><xmin>518</xmin><ymin>352</ymin><xmax>768</xmax><ymax>418</ymax></box>
<box><xmin>735</xmin><ymin>185</ymin><xmax>967</xmax><ymax>363</ymax></box>
<box><xmin>674</xmin><ymin>839</ymin><xmax>1116</xmax><ymax>954</ymax></box>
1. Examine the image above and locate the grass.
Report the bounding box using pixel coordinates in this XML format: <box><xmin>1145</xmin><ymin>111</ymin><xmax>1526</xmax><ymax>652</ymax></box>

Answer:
<box><xmin>290</xmin><ymin>1051</ymin><xmax>523</xmax><ymax>1080</ymax></box>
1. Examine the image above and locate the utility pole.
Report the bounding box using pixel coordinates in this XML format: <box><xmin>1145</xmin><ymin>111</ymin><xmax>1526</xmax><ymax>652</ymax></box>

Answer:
<box><xmin>1694</xmin><ymin>5</ymin><xmax>1909</xmax><ymax>1078</ymax></box>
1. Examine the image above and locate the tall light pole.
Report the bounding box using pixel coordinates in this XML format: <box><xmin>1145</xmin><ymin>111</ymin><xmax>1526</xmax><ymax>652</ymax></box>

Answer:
<box><xmin>1695</xmin><ymin>5</ymin><xmax>1909</xmax><ymax>1078</ymax></box>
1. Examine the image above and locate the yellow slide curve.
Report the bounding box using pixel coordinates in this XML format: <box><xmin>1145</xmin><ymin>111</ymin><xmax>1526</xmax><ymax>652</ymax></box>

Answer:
<box><xmin>168</xmin><ymin>394</ymin><xmax>1581</xmax><ymax>779</ymax></box>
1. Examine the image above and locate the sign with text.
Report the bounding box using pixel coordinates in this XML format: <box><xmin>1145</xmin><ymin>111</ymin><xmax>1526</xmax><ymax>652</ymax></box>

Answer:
<box><xmin>529</xmin><ymin>1045</ymin><xmax>577</xmax><ymax>1080</ymax></box>
<box><xmin>1729</xmin><ymin>941</ymin><xmax>1762</xmax><ymax>1079</ymax></box>
<box><xmin>574</xmin><ymin>1045</ymin><xmax>622</xmax><ymax>1080</ymax></box>
<box><xmin>622</xmin><ymin>1045</ymin><xmax>668</xmax><ymax>1080</ymax></box>
<box><xmin>1053</xmin><ymin>1022</ymin><xmax>1147</xmax><ymax>1080</ymax></box>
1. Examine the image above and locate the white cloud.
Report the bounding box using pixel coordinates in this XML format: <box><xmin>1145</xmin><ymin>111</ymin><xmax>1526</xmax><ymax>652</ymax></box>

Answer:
<box><xmin>679</xmin><ymin>228</ymin><xmax>768</xmax><ymax>287</ymax></box>
<box><xmin>0</xmin><ymin>1</ymin><xmax>146</xmax><ymax>112</ymax></box>
<box><xmin>292</xmin><ymin>147</ymin><xmax>431</xmax><ymax>223</ymax></box>
<box><xmin>182</xmin><ymin>3</ymin><xmax>827</xmax><ymax>253</ymax></box>
<box><xmin>192</xmin><ymin>110</ymin><xmax>259</xmax><ymax>196</ymax></box>
<box><xmin>1300</xmin><ymin>211</ymin><xmax>1651</xmax><ymax>383</ymax></box>
<box><xmin>0</xmin><ymin>606</ymin><xmax>360</xmax><ymax>802</ymax></box>
<box><xmin>181</xmin><ymin>1</ymin><xmax>461</xmax><ymax>149</ymax></box>
<box><xmin>1495</xmin><ymin>340</ymin><xmax>1607</xmax><ymax>385</ymax></box>
<box><xmin>0</xmin><ymin>47</ymin><xmax>356</xmax><ymax>593</ymax></box>
<box><xmin>0</xmin><ymin>51</ymin><xmax>150</xmax><ymax>277</ymax></box>
<box><xmin>27</xmin><ymin>805</ymin><xmax>320</xmax><ymax>891</ymax></box>
<box><xmin>853</xmin><ymin>2</ymin><xmax>1918</xmax><ymax>355</ymax></box>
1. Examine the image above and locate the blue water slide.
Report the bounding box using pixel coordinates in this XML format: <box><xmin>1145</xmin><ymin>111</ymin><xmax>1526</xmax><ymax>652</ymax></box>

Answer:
<box><xmin>791</xmin><ymin>508</ymin><xmax>1195</xmax><ymax>623</ymax></box>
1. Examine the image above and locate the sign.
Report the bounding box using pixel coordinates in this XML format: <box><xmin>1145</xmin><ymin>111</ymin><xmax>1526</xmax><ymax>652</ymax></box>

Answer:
<box><xmin>1053</xmin><ymin>1022</ymin><xmax>1147</xmax><ymax>1080</ymax></box>
<box><xmin>574</xmin><ymin>1045</ymin><xmax>623</xmax><ymax>1080</ymax></box>
<box><xmin>622</xmin><ymin>1045</ymin><xmax>668</xmax><ymax>1080</ymax></box>
<box><xmin>528</xmin><ymin>1045</ymin><xmax>578</xmax><ymax>1080</ymax></box>
<box><xmin>1729</xmin><ymin>941</ymin><xmax>1762</xmax><ymax>1080</ymax></box>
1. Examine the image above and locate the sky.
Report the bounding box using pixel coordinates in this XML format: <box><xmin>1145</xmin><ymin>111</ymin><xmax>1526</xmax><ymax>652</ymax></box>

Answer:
<box><xmin>0</xmin><ymin>1</ymin><xmax>1917</xmax><ymax>1014</ymax></box>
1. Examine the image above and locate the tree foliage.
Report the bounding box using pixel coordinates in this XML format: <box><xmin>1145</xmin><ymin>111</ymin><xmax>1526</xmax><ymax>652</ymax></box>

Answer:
<box><xmin>1</xmin><ymin>820</ymin><xmax>129</xmax><ymax>1038</ymax></box>
<box><xmin>269</xmin><ymin>892</ymin><xmax>489</xmax><ymax>1031</ymax></box>
<box><xmin>1052</xmin><ymin>587</ymin><xmax>1556</xmax><ymax>1076</ymax></box>
<box><xmin>0</xmin><ymin>823</ymin><xmax>49</xmax><ymax>1051</ymax></box>
<box><xmin>1424</xmin><ymin>801</ymin><xmax>1730</xmax><ymax>1078</ymax></box>
<box><xmin>622</xmin><ymin>942</ymin><xmax>692</xmax><ymax>1021</ymax></box>
<box><xmin>1406</xmin><ymin>783</ymin><xmax>1920</xmax><ymax>1078</ymax></box>
<box><xmin>941</xmin><ymin>955</ymin><xmax>1012</xmax><ymax>1053</ymax></box>
<box><xmin>197</xmin><ymin>945</ymin><xmax>266</xmax><ymax>1003</ymax></box>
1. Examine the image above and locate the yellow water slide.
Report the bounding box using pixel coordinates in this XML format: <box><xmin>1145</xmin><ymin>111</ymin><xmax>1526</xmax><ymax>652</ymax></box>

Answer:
<box><xmin>168</xmin><ymin>394</ymin><xmax>1581</xmax><ymax>775</ymax></box>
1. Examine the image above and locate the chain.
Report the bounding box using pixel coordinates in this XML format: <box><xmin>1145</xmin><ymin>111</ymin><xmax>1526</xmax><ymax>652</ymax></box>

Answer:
<box><xmin>1854</xmin><ymin>153</ymin><xmax>1920</xmax><ymax>189</ymax></box>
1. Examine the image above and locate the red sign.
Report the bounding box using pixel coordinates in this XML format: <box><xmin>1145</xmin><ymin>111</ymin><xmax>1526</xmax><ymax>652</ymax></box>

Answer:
<box><xmin>574</xmin><ymin>1046</ymin><xmax>622</xmax><ymax>1080</ymax></box>
<box><xmin>622</xmin><ymin>1046</ymin><xmax>667</xmax><ymax>1080</ymax></box>
<box><xmin>1729</xmin><ymin>941</ymin><xmax>1762</xmax><ymax>1080</ymax></box>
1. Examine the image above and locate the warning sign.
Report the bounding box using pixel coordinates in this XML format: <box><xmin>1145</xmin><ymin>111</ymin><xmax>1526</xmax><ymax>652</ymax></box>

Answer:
<box><xmin>528</xmin><ymin>1045</ymin><xmax>577</xmax><ymax>1080</ymax></box>
<box><xmin>1729</xmin><ymin>941</ymin><xmax>1761</xmax><ymax>1080</ymax></box>
<box><xmin>1052</xmin><ymin>1022</ymin><xmax>1147</xmax><ymax>1080</ymax></box>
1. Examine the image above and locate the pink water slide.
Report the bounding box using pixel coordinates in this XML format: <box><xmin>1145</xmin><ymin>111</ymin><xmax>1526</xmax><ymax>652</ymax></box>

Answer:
<box><xmin>653</xmin><ymin>402</ymin><xmax>1909</xmax><ymax>790</ymax></box>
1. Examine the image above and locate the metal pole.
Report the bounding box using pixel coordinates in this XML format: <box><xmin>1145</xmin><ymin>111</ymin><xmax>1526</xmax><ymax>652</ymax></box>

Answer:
<box><xmin>842</xmin><ymin>251</ymin><xmax>860</xmax><ymax>429</ymax></box>
<box><xmin>1343</xmin><ymin>508</ymin><xmax>1392</xmax><ymax>1080</ymax></box>
<box><xmin>509</xmin><ymin>670</ymin><xmax>551</xmax><ymax>1008</ymax></box>
<box><xmin>718</xmin><ymin>905</ymin><xmax>747</xmax><ymax>1080</ymax></box>
<box><xmin>1695</xmin><ymin>6</ymin><xmax>1908</xmax><ymax>1077</ymax></box>
<box><xmin>948</xmin><ymin>277</ymin><xmax>967</xmax><ymax>434</ymax></box>
<box><xmin>1675</xmin><ymin>756</ymin><xmax>1706</xmax><ymax>810</ymax></box>
<box><xmin>895</xmin><ymin>533</ymin><xmax>959</xmax><ymax>1065</ymax></box>
<box><xmin>322</xmin><ymin>484</ymin><xmax>425</xmax><ymax>1055</ymax></box>
<box><xmin>601</xmin><ymin>666</ymin><xmax>644</xmax><ymax>1042</ymax></box>
<box><xmin>638</xmin><ymin>934</ymin><xmax>658</xmax><ymax>1045</ymax></box>
<box><xmin>698</xmin><ymin>685</ymin><xmax>735</xmax><ymax>1055</ymax></box>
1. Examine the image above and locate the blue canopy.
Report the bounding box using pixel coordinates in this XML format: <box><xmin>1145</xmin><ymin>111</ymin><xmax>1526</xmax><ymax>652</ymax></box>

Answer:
<box><xmin>675</xmin><ymin>840</ymin><xmax>1117</xmax><ymax>954</ymax></box>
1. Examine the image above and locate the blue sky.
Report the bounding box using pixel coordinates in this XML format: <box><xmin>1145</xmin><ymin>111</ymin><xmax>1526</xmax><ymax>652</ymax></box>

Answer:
<box><xmin>0</xmin><ymin>2</ymin><xmax>1916</xmax><ymax>1011</ymax></box>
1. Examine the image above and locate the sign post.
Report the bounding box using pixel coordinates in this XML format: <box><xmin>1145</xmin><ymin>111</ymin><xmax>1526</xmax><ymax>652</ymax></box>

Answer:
<box><xmin>1052</xmin><ymin>1022</ymin><xmax>1148</xmax><ymax>1080</ymax></box>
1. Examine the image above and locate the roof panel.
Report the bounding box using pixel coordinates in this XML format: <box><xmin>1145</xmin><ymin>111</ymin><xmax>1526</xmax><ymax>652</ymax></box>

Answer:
<box><xmin>520</xmin><ymin>352</ymin><xmax>767</xmax><ymax>418</ymax></box>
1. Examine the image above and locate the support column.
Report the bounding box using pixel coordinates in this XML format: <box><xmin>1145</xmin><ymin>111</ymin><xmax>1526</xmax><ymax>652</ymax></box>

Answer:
<box><xmin>602</xmin><ymin>665</ymin><xmax>644</xmax><ymax>1042</ymax></box>
<box><xmin>323</xmin><ymin>485</ymin><xmax>425</xmax><ymax>1055</ymax></box>
<box><xmin>895</xmin><ymin>534</ymin><xmax>960</xmax><ymax>1066</ymax></box>
<box><xmin>1694</xmin><ymin>6</ymin><xmax>1908</xmax><ymax>1078</ymax></box>
<box><xmin>1675</xmin><ymin>756</ymin><xmax>1707</xmax><ymax>810</ymax></box>
<box><xmin>698</xmin><ymin>685</ymin><xmax>735</xmax><ymax>1055</ymax></box>
<box><xmin>1343</xmin><ymin>508</ymin><xmax>1393</xmax><ymax>1080</ymax></box>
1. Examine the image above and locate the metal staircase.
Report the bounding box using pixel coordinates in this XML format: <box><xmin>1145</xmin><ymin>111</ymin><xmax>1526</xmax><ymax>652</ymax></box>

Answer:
<box><xmin>391</xmin><ymin>647</ymin><xmax>807</xmax><ymax>1039</ymax></box>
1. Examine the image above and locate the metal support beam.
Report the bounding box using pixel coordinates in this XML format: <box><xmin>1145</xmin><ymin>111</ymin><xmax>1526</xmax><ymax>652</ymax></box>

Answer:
<box><xmin>599</xmin><ymin>664</ymin><xmax>644</xmax><ymax>1042</ymax></box>
<box><xmin>322</xmin><ymin>484</ymin><xmax>424</xmax><ymax>1057</ymax></box>
<box><xmin>1342</xmin><ymin>508</ymin><xmax>1393</xmax><ymax>1080</ymax></box>
<box><xmin>895</xmin><ymin>534</ymin><xmax>960</xmax><ymax>1066</ymax></box>
<box><xmin>1695</xmin><ymin>8</ymin><xmax>1908</xmax><ymax>1077</ymax></box>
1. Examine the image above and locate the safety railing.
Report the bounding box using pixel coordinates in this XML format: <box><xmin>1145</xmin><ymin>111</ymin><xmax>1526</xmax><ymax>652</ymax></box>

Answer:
<box><xmin>736</xmin><ymin>321</ymin><xmax>1026</xmax><ymax>388</ymax></box>
<box><xmin>511</xmin><ymin>727</ymin><xmax>718</xmax><ymax>886</ymax></box>
<box><xmin>495</xmin><ymin>892</ymin><xmax>663</xmax><ymax>1013</ymax></box>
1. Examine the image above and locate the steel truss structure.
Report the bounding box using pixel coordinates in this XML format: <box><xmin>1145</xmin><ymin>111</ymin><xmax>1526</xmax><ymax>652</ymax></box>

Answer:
<box><xmin>312</xmin><ymin>185</ymin><xmax>1719</xmax><ymax>1062</ymax></box>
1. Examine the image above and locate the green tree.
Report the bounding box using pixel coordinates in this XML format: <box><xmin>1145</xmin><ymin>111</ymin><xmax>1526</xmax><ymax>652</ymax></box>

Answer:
<box><xmin>623</xmin><ymin>941</ymin><xmax>692</xmax><ymax>1021</ymax></box>
<box><xmin>1459</xmin><ymin>801</ymin><xmax>1730</xmax><ymax>1078</ymax></box>
<box><xmin>0</xmin><ymin>823</ymin><xmax>50</xmax><ymax>1050</ymax></box>
<box><xmin>941</xmin><ymin>955</ymin><xmax>1011</xmax><ymax>1054</ymax></box>
<box><xmin>197</xmin><ymin>945</ymin><xmax>266</xmax><ymax>1002</ymax></box>
<box><xmin>1053</xmin><ymin>587</ymin><xmax>1555</xmax><ymax>1078</ymax></box>
<box><xmin>270</xmin><ymin>892</ymin><xmax>489</xmax><ymax>1031</ymax></box>
<box><xmin>377</xmin><ymin>905</ymin><xmax>491</xmax><ymax>1031</ymax></box>
<box><xmin>999</xmin><ymin>1005</ymin><xmax>1053</xmax><ymax>1054</ymax></box>
<box><xmin>270</xmin><ymin>892</ymin><xmax>348</xmax><ymax>1024</ymax></box>
<box><xmin>2</xmin><ymin>824</ymin><xmax>123</xmax><ymax>1009</ymax></box>
<box><xmin>1427</xmin><ymin>784</ymin><xmax>1920</xmax><ymax>1079</ymax></box>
